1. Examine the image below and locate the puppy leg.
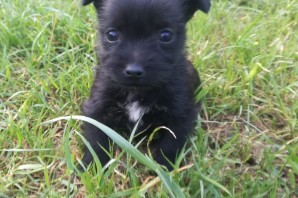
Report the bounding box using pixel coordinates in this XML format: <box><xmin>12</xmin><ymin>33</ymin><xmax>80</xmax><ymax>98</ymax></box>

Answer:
<box><xmin>154</xmin><ymin>124</ymin><xmax>191</xmax><ymax>171</ymax></box>
<box><xmin>81</xmin><ymin>122</ymin><xmax>110</xmax><ymax>168</ymax></box>
<box><xmin>81</xmin><ymin>98</ymin><xmax>111</xmax><ymax>169</ymax></box>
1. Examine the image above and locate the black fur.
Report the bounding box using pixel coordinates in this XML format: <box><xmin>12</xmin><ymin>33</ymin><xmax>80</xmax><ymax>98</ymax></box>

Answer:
<box><xmin>81</xmin><ymin>0</ymin><xmax>210</xmax><ymax>170</ymax></box>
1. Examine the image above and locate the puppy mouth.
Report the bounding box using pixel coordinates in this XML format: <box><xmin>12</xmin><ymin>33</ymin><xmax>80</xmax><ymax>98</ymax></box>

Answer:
<box><xmin>121</xmin><ymin>81</ymin><xmax>148</xmax><ymax>88</ymax></box>
<box><xmin>118</xmin><ymin>78</ymin><xmax>155</xmax><ymax>89</ymax></box>
<box><xmin>109</xmin><ymin>74</ymin><xmax>161</xmax><ymax>89</ymax></box>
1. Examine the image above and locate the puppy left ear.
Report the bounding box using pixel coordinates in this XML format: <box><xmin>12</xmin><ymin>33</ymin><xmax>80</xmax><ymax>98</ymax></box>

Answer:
<box><xmin>183</xmin><ymin>0</ymin><xmax>211</xmax><ymax>21</ymax></box>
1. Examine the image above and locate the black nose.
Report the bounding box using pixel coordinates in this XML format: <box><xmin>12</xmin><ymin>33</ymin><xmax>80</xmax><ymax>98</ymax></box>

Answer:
<box><xmin>124</xmin><ymin>64</ymin><xmax>145</xmax><ymax>78</ymax></box>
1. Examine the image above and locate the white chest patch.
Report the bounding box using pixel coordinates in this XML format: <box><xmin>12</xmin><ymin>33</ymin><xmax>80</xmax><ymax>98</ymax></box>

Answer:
<box><xmin>125</xmin><ymin>101</ymin><xmax>149</xmax><ymax>123</ymax></box>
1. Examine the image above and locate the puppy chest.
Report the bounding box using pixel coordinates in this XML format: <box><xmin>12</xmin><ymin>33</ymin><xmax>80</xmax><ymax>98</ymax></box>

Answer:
<box><xmin>125</xmin><ymin>101</ymin><xmax>150</xmax><ymax>123</ymax></box>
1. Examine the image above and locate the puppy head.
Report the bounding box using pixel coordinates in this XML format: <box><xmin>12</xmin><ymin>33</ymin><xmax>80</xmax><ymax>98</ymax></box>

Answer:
<box><xmin>83</xmin><ymin>0</ymin><xmax>210</xmax><ymax>89</ymax></box>
<box><xmin>83</xmin><ymin>0</ymin><xmax>210</xmax><ymax>21</ymax></box>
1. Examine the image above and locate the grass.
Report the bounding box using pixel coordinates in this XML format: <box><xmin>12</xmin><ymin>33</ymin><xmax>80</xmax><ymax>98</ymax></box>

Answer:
<box><xmin>0</xmin><ymin>0</ymin><xmax>297</xmax><ymax>197</ymax></box>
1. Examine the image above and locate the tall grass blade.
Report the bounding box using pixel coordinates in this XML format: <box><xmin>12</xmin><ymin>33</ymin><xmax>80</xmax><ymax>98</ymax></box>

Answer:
<box><xmin>43</xmin><ymin>115</ymin><xmax>185</xmax><ymax>198</ymax></box>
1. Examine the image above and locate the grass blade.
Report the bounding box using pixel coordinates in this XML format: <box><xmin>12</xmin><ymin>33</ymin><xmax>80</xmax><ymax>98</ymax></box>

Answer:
<box><xmin>43</xmin><ymin>115</ymin><xmax>185</xmax><ymax>198</ymax></box>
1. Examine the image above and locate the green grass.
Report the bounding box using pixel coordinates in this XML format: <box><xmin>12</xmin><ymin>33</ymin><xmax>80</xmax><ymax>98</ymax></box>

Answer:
<box><xmin>0</xmin><ymin>0</ymin><xmax>297</xmax><ymax>197</ymax></box>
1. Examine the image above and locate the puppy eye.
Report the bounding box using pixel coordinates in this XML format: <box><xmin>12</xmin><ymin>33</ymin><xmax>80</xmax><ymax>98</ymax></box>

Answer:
<box><xmin>159</xmin><ymin>29</ymin><xmax>174</xmax><ymax>43</ymax></box>
<box><xmin>106</xmin><ymin>29</ymin><xmax>119</xmax><ymax>42</ymax></box>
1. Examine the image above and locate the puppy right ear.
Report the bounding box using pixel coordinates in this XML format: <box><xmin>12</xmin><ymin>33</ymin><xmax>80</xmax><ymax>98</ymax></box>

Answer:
<box><xmin>82</xmin><ymin>0</ymin><xmax>103</xmax><ymax>14</ymax></box>
<box><xmin>82</xmin><ymin>0</ymin><xmax>102</xmax><ymax>8</ymax></box>
<box><xmin>82</xmin><ymin>0</ymin><xmax>94</xmax><ymax>6</ymax></box>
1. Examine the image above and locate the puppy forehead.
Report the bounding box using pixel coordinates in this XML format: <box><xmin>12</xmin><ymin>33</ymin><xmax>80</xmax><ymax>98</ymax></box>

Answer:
<box><xmin>102</xmin><ymin>0</ymin><xmax>182</xmax><ymax>30</ymax></box>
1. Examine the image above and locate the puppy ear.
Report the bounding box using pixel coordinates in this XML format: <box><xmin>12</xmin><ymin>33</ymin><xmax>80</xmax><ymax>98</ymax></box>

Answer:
<box><xmin>183</xmin><ymin>0</ymin><xmax>211</xmax><ymax>21</ymax></box>
<box><xmin>82</xmin><ymin>0</ymin><xmax>103</xmax><ymax>15</ymax></box>
<box><xmin>82</xmin><ymin>0</ymin><xmax>102</xmax><ymax>8</ymax></box>
<box><xmin>82</xmin><ymin>0</ymin><xmax>94</xmax><ymax>6</ymax></box>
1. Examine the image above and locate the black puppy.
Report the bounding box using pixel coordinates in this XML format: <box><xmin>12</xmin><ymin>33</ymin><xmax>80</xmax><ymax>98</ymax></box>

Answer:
<box><xmin>81</xmin><ymin>0</ymin><xmax>210</xmax><ymax>170</ymax></box>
